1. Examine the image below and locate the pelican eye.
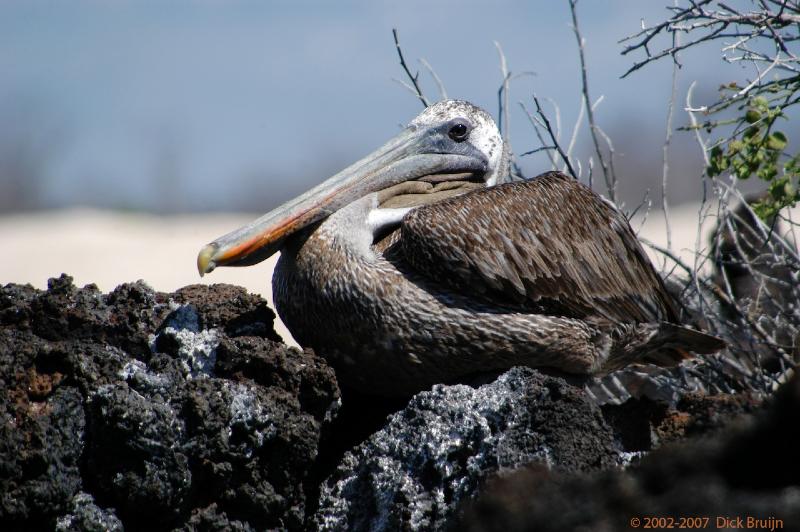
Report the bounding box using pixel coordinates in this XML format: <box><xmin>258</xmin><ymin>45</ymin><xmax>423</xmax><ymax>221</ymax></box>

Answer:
<box><xmin>448</xmin><ymin>122</ymin><xmax>469</xmax><ymax>142</ymax></box>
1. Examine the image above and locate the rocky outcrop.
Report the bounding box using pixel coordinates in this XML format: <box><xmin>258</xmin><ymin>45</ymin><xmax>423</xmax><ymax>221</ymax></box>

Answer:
<box><xmin>459</xmin><ymin>373</ymin><xmax>800</xmax><ymax>531</ymax></box>
<box><xmin>0</xmin><ymin>275</ymin><xmax>789</xmax><ymax>530</ymax></box>
<box><xmin>0</xmin><ymin>276</ymin><xmax>339</xmax><ymax>530</ymax></box>
<box><xmin>314</xmin><ymin>368</ymin><xmax>618</xmax><ymax>530</ymax></box>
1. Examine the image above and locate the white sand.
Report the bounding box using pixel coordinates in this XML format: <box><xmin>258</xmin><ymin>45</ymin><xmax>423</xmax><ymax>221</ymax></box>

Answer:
<box><xmin>0</xmin><ymin>204</ymin><xmax>735</xmax><ymax>347</ymax></box>
<box><xmin>0</xmin><ymin>209</ymin><xmax>294</xmax><ymax>343</ymax></box>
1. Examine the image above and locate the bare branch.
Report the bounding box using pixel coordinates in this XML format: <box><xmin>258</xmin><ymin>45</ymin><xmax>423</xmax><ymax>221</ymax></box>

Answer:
<box><xmin>662</xmin><ymin>11</ymin><xmax>681</xmax><ymax>254</ymax></box>
<box><xmin>642</xmin><ymin>235</ymin><xmax>797</xmax><ymax>367</ymax></box>
<box><xmin>391</xmin><ymin>78</ymin><xmax>426</xmax><ymax>101</ymax></box>
<box><xmin>494</xmin><ymin>41</ymin><xmax>512</xmax><ymax>145</ymax></box>
<box><xmin>685</xmin><ymin>81</ymin><xmax>711</xmax><ymax>166</ymax></box>
<box><xmin>392</xmin><ymin>28</ymin><xmax>429</xmax><ymax>108</ymax></box>
<box><xmin>565</xmin><ymin>96</ymin><xmax>586</xmax><ymax>173</ymax></box>
<box><xmin>569</xmin><ymin>0</ymin><xmax>616</xmax><ymax>200</ymax></box>
<box><xmin>524</xmin><ymin>95</ymin><xmax>579</xmax><ymax>180</ymax></box>
<box><xmin>519</xmin><ymin>100</ymin><xmax>559</xmax><ymax>170</ymax></box>
<box><xmin>520</xmin><ymin>145</ymin><xmax>558</xmax><ymax>156</ymax></box>
<box><xmin>620</xmin><ymin>0</ymin><xmax>800</xmax><ymax>94</ymax></box>
<box><xmin>419</xmin><ymin>58</ymin><xmax>448</xmax><ymax>101</ymax></box>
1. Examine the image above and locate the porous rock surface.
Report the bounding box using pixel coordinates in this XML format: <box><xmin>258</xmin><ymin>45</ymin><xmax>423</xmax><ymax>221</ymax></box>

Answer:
<box><xmin>0</xmin><ymin>275</ymin><xmax>339</xmax><ymax>531</ymax></box>
<box><xmin>0</xmin><ymin>274</ymin><xmax>782</xmax><ymax>531</ymax></box>
<box><xmin>313</xmin><ymin>368</ymin><xmax>618</xmax><ymax>531</ymax></box>
<box><xmin>459</xmin><ymin>373</ymin><xmax>800</xmax><ymax>531</ymax></box>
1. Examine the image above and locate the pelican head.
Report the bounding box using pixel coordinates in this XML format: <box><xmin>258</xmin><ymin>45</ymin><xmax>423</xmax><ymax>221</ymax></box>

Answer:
<box><xmin>197</xmin><ymin>100</ymin><xmax>507</xmax><ymax>274</ymax></box>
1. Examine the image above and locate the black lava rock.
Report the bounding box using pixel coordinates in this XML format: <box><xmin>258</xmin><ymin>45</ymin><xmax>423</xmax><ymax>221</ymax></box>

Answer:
<box><xmin>0</xmin><ymin>276</ymin><xmax>339</xmax><ymax>531</ymax></box>
<box><xmin>0</xmin><ymin>274</ymin><xmax>785</xmax><ymax>531</ymax></box>
<box><xmin>459</xmin><ymin>373</ymin><xmax>800</xmax><ymax>531</ymax></box>
<box><xmin>314</xmin><ymin>367</ymin><xmax>618</xmax><ymax>530</ymax></box>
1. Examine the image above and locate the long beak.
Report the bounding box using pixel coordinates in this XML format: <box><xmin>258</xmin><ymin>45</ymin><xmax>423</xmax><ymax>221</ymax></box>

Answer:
<box><xmin>197</xmin><ymin>125</ymin><xmax>487</xmax><ymax>275</ymax></box>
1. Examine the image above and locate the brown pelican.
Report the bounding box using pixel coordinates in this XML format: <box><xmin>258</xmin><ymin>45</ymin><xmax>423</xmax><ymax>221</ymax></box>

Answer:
<box><xmin>197</xmin><ymin>100</ymin><xmax>724</xmax><ymax>396</ymax></box>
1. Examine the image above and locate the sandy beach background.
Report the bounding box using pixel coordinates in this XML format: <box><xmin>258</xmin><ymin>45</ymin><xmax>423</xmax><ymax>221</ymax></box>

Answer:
<box><xmin>0</xmin><ymin>209</ymin><xmax>296</xmax><ymax>342</ymax></box>
<box><xmin>1</xmin><ymin>205</ymin><xmax>726</xmax><ymax>347</ymax></box>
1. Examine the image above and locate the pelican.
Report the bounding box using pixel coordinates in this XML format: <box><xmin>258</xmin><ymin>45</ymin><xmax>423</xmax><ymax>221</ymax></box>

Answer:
<box><xmin>197</xmin><ymin>100</ymin><xmax>724</xmax><ymax>396</ymax></box>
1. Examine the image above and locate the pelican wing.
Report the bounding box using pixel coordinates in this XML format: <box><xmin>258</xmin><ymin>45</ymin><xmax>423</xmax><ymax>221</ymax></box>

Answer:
<box><xmin>400</xmin><ymin>171</ymin><xmax>679</xmax><ymax>323</ymax></box>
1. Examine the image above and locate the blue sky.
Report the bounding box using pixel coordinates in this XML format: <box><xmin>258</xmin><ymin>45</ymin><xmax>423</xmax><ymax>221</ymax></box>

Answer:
<box><xmin>0</xmin><ymin>1</ymin><xmax>730</xmax><ymax>212</ymax></box>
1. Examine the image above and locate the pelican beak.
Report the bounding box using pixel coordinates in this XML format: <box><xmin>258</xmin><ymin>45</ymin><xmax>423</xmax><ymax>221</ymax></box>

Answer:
<box><xmin>197</xmin><ymin>124</ymin><xmax>488</xmax><ymax>276</ymax></box>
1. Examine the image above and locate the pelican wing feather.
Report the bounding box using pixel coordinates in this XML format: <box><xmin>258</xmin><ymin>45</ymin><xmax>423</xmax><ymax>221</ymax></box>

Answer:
<box><xmin>399</xmin><ymin>171</ymin><xmax>680</xmax><ymax>324</ymax></box>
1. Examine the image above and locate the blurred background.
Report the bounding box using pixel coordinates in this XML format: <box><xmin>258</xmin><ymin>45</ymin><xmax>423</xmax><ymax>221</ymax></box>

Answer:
<box><xmin>1</xmin><ymin>0</ymin><xmax>743</xmax><ymax>215</ymax></box>
<box><xmin>0</xmin><ymin>0</ymin><xmax>775</xmax><ymax>336</ymax></box>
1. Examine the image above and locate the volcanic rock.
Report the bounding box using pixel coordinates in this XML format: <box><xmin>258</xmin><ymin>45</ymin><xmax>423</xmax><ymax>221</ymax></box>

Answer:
<box><xmin>0</xmin><ymin>274</ymin><xmax>781</xmax><ymax>531</ymax></box>
<box><xmin>313</xmin><ymin>368</ymin><xmax>618</xmax><ymax>530</ymax></box>
<box><xmin>458</xmin><ymin>373</ymin><xmax>800</xmax><ymax>531</ymax></box>
<box><xmin>0</xmin><ymin>276</ymin><xmax>339</xmax><ymax>531</ymax></box>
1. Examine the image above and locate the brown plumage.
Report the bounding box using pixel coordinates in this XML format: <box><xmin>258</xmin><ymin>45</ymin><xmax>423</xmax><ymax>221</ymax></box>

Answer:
<box><xmin>401</xmin><ymin>172</ymin><xmax>679</xmax><ymax>324</ymax></box>
<box><xmin>199</xmin><ymin>100</ymin><xmax>725</xmax><ymax>396</ymax></box>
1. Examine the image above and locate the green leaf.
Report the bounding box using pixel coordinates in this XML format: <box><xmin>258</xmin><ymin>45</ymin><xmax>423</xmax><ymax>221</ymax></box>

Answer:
<box><xmin>736</xmin><ymin>164</ymin><xmax>751</xmax><ymax>179</ymax></box>
<box><xmin>752</xmin><ymin>96</ymin><xmax>769</xmax><ymax>110</ymax></box>
<box><xmin>743</xmin><ymin>126</ymin><xmax>760</xmax><ymax>140</ymax></box>
<box><xmin>745</xmin><ymin>109</ymin><xmax>761</xmax><ymax>123</ymax></box>
<box><xmin>767</xmin><ymin>131</ymin><xmax>787</xmax><ymax>151</ymax></box>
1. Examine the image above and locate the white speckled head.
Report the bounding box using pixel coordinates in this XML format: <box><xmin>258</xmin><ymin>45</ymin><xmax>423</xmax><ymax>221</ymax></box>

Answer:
<box><xmin>409</xmin><ymin>100</ymin><xmax>507</xmax><ymax>186</ymax></box>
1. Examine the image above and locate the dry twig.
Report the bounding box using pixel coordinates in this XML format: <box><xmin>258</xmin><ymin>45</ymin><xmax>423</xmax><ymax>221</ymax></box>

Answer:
<box><xmin>392</xmin><ymin>29</ymin><xmax>429</xmax><ymax>108</ymax></box>
<box><xmin>520</xmin><ymin>95</ymin><xmax>579</xmax><ymax>179</ymax></box>
<box><xmin>569</xmin><ymin>0</ymin><xmax>617</xmax><ymax>200</ymax></box>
